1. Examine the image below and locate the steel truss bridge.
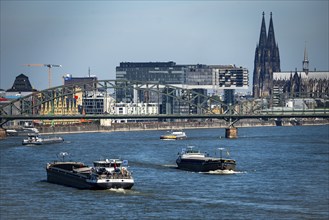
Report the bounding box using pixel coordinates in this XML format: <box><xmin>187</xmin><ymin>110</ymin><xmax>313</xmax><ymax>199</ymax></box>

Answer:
<box><xmin>1</xmin><ymin>80</ymin><xmax>328</xmax><ymax>127</ymax></box>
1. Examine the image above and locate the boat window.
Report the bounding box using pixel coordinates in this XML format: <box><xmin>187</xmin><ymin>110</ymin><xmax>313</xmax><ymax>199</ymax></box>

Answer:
<box><xmin>94</xmin><ymin>162</ymin><xmax>111</xmax><ymax>167</ymax></box>
<box><xmin>186</xmin><ymin>149</ymin><xmax>199</xmax><ymax>153</ymax></box>
<box><xmin>110</xmin><ymin>163</ymin><xmax>121</xmax><ymax>167</ymax></box>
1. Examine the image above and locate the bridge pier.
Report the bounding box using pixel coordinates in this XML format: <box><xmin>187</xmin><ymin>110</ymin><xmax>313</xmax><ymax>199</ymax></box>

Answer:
<box><xmin>225</xmin><ymin>126</ymin><xmax>238</xmax><ymax>139</ymax></box>
<box><xmin>225</xmin><ymin>112</ymin><xmax>238</xmax><ymax>138</ymax></box>
<box><xmin>0</xmin><ymin>128</ymin><xmax>6</xmax><ymax>139</ymax></box>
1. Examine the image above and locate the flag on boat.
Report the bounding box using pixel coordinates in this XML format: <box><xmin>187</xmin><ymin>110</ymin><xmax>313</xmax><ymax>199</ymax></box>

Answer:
<box><xmin>122</xmin><ymin>160</ymin><xmax>128</xmax><ymax>166</ymax></box>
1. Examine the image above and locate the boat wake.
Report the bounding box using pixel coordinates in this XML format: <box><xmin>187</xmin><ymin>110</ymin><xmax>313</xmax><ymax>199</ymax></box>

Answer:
<box><xmin>162</xmin><ymin>164</ymin><xmax>178</xmax><ymax>168</ymax></box>
<box><xmin>107</xmin><ymin>188</ymin><xmax>128</xmax><ymax>194</ymax></box>
<box><xmin>106</xmin><ymin>188</ymin><xmax>140</xmax><ymax>195</ymax></box>
<box><xmin>202</xmin><ymin>170</ymin><xmax>245</xmax><ymax>175</ymax></box>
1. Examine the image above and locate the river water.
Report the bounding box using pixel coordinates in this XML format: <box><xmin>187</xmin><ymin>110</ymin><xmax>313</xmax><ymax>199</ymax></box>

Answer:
<box><xmin>1</xmin><ymin>125</ymin><xmax>328</xmax><ymax>219</ymax></box>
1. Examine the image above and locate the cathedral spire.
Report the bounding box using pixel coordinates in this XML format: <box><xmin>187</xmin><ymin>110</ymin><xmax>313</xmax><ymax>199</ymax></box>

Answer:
<box><xmin>267</xmin><ymin>12</ymin><xmax>276</xmax><ymax>48</ymax></box>
<box><xmin>303</xmin><ymin>42</ymin><xmax>309</xmax><ymax>74</ymax></box>
<box><xmin>258</xmin><ymin>12</ymin><xmax>267</xmax><ymax>47</ymax></box>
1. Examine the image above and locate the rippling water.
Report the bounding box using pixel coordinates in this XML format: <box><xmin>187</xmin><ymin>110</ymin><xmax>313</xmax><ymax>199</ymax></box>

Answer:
<box><xmin>1</xmin><ymin>125</ymin><xmax>328</xmax><ymax>219</ymax></box>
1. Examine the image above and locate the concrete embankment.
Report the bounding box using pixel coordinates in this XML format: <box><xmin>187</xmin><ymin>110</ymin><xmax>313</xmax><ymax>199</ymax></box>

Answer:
<box><xmin>36</xmin><ymin>118</ymin><xmax>328</xmax><ymax>134</ymax></box>
<box><xmin>38</xmin><ymin>120</ymin><xmax>272</xmax><ymax>134</ymax></box>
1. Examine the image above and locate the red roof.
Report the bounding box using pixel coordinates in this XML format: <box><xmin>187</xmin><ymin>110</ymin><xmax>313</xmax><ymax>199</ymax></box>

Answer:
<box><xmin>0</xmin><ymin>97</ymin><xmax>8</xmax><ymax>101</ymax></box>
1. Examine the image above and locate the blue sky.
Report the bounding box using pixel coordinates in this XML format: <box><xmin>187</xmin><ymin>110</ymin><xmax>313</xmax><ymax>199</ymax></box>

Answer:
<box><xmin>1</xmin><ymin>1</ymin><xmax>328</xmax><ymax>91</ymax></box>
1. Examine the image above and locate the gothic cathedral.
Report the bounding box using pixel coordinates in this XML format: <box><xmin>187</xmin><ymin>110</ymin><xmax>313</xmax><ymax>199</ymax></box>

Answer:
<box><xmin>253</xmin><ymin>12</ymin><xmax>281</xmax><ymax>98</ymax></box>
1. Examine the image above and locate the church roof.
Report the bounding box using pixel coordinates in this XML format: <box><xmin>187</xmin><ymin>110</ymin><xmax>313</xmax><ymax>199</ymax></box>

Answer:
<box><xmin>273</xmin><ymin>71</ymin><xmax>329</xmax><ymax>80</ymax></box>
<box><xmin>6</xmin><ymin>74</ymin><xmax>36</xmax><ymax>92</ymax></box>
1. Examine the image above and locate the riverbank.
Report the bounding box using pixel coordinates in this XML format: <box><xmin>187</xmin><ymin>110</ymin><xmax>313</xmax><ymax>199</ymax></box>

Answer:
<box><xmin>36</xmin><ymin>118</ymin><xmax>328</xmax><ymax>135</ymax></box>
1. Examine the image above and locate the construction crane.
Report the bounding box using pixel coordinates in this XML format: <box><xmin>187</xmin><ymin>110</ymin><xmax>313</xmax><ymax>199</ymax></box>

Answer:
<box><xmin>23</xmin><ymin>64</ymin><xmax>62</xmax><ymax>88</ymax></box>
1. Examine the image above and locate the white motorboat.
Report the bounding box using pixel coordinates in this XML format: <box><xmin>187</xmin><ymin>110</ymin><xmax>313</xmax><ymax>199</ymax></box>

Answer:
<box><xmin>6</xmin><ymin>127</ymin><xmax>39</xmax><ymax>136</ymax></box>
<box><xmin>22</xmin><ymin>134</ymin><xmax>64</xmax><ymax>145</ymax></box>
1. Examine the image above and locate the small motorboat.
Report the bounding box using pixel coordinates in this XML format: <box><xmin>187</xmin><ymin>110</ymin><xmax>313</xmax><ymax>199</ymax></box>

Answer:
<box><xmin>46</xmin><ymin>152</ymin><xmax>134</xmax><ymax>190</ymax></box>
<box><xmin>6</xmin><ymin>127</ymin><xmax>39</xmax><ymax>136</ymax></box>
<box><xmin>22</xmin><ymin>134</ymin><xmax>64</xmax><ymax>145</ymax></box>
<box><xmin>160</xmin><ymin>130</ymin><xmax>187</xmax><ymax>140</ymax></box>
<box><xmin>176</xmin><ymin>146</ymin><xmax>236</xmax><ymax>172</ymax></box>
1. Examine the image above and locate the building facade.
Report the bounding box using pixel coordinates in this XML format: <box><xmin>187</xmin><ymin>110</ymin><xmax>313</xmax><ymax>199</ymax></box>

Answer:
<box><xmin>272</xmin><ymin>48</ymin><xmax>329</xmax><ymax>107</ymax></box>
<box><xmin>116</xmin><ymin>62</ymin><xmax>248</xmax><ymax>89</ymax></box>
<box><xmin>116</xmin><ymin>62</ymin><xmax>248</xmax><ymax>103</ymax></box>
<box><xmin>116</xmin><ymin>61</ymin><xmax>185</xmax><ymax>84</ymax></box>
<box><xmin>64</xmin><ymin>74</ymin><xmax>98</xmax><ymax>92</ymax></box>
<box><xmin>253</xmin><ymin>12</ymin><xmax>281</xmax><ymax>98</ymax></box>
<box><xmin>116</xmin><ymin>62</ymin><xmax>185</xmax><ymax>103</ymax></box>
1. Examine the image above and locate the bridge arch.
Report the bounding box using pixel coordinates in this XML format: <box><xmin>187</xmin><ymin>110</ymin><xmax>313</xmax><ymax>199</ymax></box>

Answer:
<box><xmin>0</xmin><ymin>80</ymin><xmax>229</xmax><ymax>117</ymax></box>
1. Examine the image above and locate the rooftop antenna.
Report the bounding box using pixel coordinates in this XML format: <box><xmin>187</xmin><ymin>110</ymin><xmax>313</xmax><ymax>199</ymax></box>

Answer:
<box><xmin>217</xmin><ymin>148</ymin><xmax>225</xmax><ymax>159</ymax></box>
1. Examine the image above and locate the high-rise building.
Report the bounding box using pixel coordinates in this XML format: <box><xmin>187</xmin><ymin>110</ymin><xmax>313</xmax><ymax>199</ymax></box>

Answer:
<box><xmin>116</xmin><ymin>62</ymin><xmax>185</xmax><ymax>103</ymax></box>
<box><xmin>253</xmin><ymin>12</ymin><xmax>281</xmax><ymax>98</ymax></box>
<box><xmin>116</xmin><ymin>61</ymin><xmax>185</xmax><ymax>84</ymax></box>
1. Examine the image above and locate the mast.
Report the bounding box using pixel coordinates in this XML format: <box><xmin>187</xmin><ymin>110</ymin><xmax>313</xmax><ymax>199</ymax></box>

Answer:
<box><xmin>218</xmin><ymin>148</ymin><xmax>224</xmax><ymax>159</ymax></box>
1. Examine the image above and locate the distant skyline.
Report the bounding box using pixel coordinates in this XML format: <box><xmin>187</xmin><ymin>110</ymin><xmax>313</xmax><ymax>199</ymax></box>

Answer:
<box><xmin>1</xmin><ymin>1</ymin><xmax>328</xmax><ymax>91</ymax></box>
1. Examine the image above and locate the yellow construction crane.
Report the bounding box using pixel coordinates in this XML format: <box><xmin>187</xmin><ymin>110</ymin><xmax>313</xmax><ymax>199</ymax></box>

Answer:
<box><xmin>23</xmin><ymin>64</ymin><xmax>62</xmax><ymax>88</ymax></box>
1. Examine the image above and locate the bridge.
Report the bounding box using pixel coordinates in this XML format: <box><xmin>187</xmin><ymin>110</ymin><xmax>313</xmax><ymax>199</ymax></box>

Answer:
<box><xmin>1</xmin><ymin>80</ymin><xmax>328</xmax><ymax>138</ymax></box>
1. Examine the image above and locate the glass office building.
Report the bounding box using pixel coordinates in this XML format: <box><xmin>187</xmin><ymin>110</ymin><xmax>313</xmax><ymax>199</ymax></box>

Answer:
<box><xmin>116</xmin><ymin>61</ymin><xmax>185</xmax><ymax>84</ymax></box>
<box><xmin>116</xmin><ymin>62</ymin><xmax>186</xmax><ymax>103</ymax></box>
<box><xmin>115</xmin><ymin>62</ymin><xmax>249</xmax><ymax>113</ymax></box>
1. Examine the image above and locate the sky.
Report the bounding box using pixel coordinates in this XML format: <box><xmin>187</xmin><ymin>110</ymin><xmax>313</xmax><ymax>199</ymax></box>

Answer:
<box><xmin>1</xmin><ymin>0</ymin><xmax>328</xmax><ymax>91</ymax></box>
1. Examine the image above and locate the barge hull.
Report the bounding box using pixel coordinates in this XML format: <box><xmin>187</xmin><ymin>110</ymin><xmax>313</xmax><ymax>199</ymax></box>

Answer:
<box><xmin>46</xmin><ymin>169</ymin><xmax>92</xmax><ymax>189</ymax></box>
<box><xmin>177</xmin><ymin>159</ymin><xmax>236</xmax><ymax>172</ymax></box>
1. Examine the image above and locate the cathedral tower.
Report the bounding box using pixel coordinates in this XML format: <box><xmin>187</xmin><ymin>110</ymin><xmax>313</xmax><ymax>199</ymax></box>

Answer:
<box><xmin>253</xmin><ymin>12</ymin><xmax>281</xmax><ymax>98</ymax></box>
